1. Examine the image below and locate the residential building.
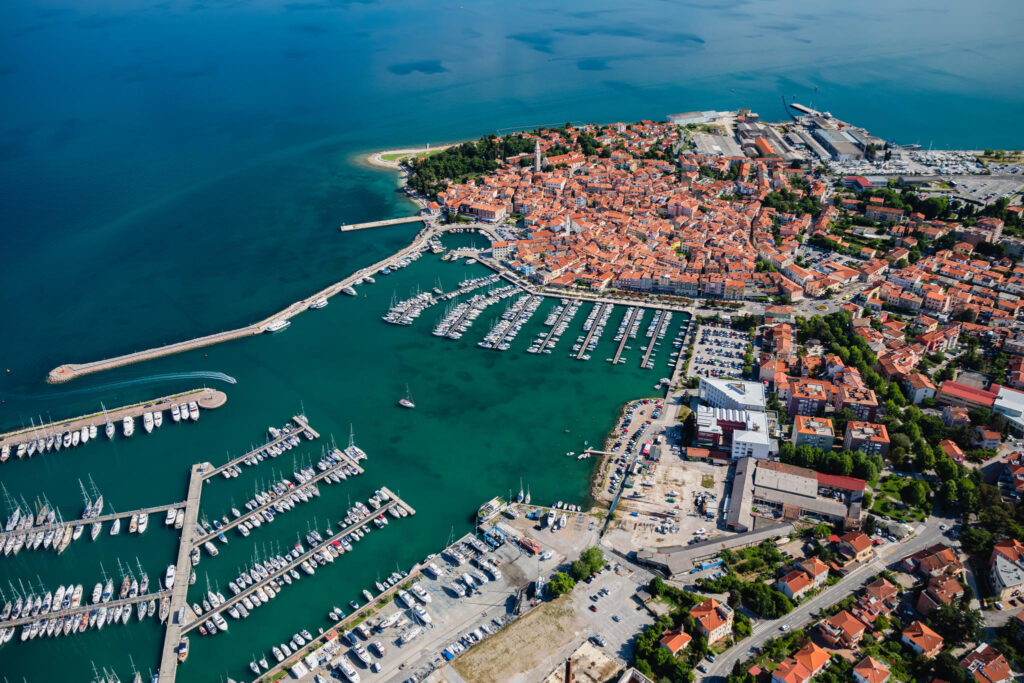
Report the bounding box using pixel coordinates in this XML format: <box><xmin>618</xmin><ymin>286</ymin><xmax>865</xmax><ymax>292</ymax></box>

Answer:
<box><xmin>691</xmin><ymin>598</ymin><xmax>733</xmax><ymax>644</ymax></box>
<box><xmin>795</xmin><ymin>557</ymin><xmax>830</xmax><ymax>588</ymax></box>
<box><xmin>901</xmin><ymin>544</ymin><xmax>963</xmax><ymax>578</ymax></box>
<box><xmin>960</xmin><ymin>644</ymin><xmax>1014</xmax><ymax>683</ymax></box>
<box><xmin>936</xmin><ymin>381</ymin><xmax>998</xmax><ymax>409</ymax></box>
<box><xmin>777</xmin><ymin>569</ymin><xmax>813</xmax><ymax>601</ymax></box>
<box><xmin>854</xmin><ymin>657</ymin><xmax>891</xmax><ymax>683</ymax></box>
<box><xmin>838</xmin><ymin>531</ymin><xmax>873</xmax><ymax>563</ymax></box>
<box><xmin>844</xmin><ymin>421</ymin><xmax>890</xmax><ymax>457</ymax></box>
<box><xmin>659</xmin><ymin>628</ymin><xmax>692</xmax><ymax>656</ymax></box>
<box><xmin>916</xmin><ymin>575</ymin><xmax>965</xmax><ymax>615</ymax></box>
<box><xmin>787</xmin><ymin>378</ymin><xmax>833</xmax><ymax>417</ymax></box>
<box><xmin>904</xmin><ymin>372</ymin><xmax>937</xmax><ymax>405</ymax></box>
<box><xmin>902</xmin><ymin>620</ymin><xmax>944</xmax><ymax>658</ymax></box>
<box><xmin>792</xmin><ymin>416</ymin><xmax>836</xmax><ymax>451</ymax></box>
<box><xmin>820</xmin><ymin>609</ymin><xmax>867</xmax><ymax>648</ymax></box>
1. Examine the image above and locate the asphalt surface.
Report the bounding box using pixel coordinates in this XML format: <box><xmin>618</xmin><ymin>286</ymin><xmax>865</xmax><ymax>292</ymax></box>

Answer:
<box><xmin>701</xmin><ymin>508</ymin><xmax>957</xmax><ymax>681</ymax></box>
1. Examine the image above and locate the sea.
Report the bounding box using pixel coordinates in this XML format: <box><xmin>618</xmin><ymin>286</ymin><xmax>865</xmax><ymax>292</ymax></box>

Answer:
<box><xmin>0</xmin><ymin>0</ymin><xmax>1021</xmax><ymax>680</ymax></box>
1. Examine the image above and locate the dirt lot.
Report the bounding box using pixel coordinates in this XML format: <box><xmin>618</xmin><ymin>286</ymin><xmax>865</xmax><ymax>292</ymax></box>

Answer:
<box><xmin>453</xmin><ymin>596</ymin><xmax>584</xmax><ymax>683</ymax></box>
<box><xmin>608</xmin><ymin>455</ymin><xmax>728</xmax><ymax>550</ymax></box>
<box><xmin>541</xmin><ymin>642</ymin><xmax>621</xmax><ymax>683</ymax></box>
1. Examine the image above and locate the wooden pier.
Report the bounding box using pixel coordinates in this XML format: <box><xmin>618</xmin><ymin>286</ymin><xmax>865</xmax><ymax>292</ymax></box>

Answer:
<box><xmin>339</xmin><ymin>215</ymin><xmax>424</xmax><ymax>232</ymax></box>
<box><xmin>488</xmin><ymin>294</ymin><xmax>538</xmax><ymax>351</ymax></box>
<box><xmin>611</xmin><ymin>307</ymin><xmax>641</xmax><ymax>364</ymax></box>
<box><xmin>1</xmin><ymin>590</ymin><xmax>171</xmax><ymax>629</ymax></box>
<box><xmin>0</xmin><ymin>388</ymin><xmax>226</xmax><ymax>454</ymax></box>
<box><xmin>640</xmin><ymin>310</ymin><xmax>668</xmax><ymax>369</ymax></box>
<box><xmin>0</xmin><ymin>502</ymin><xmax>185</xmax><ymax>546</ymax></box>
<box><xmin>201</xmin><ymin>415</ymin><xmax>319</xmax><ymax>481</ymax></box>
<box><xmin>181</xmin><ymin>489</ymin><xmax>415</xmax><ymax>635</ymax></box>
<box><xmin>157</xmin><ymin>462</ymin><xmax>209</xmax><ymax>683</ymax></box>
<box><xmin>192</xmin><ymin>450</ymin><xmax>364</xmax><ymax>547</ymax></box>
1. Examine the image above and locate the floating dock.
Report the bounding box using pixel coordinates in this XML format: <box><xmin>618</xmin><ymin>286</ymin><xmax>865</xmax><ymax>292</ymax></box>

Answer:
<box><xmin>640</xmin><ymin>311</ymin><xmax>668</xmax><ymax>369</ymax></box>
<box><xmin>181</xmin><ymin>489</ymin><xmax>415</xmax><ymax>636</ymax></box>
<box><xmin>575</xmin><ymin>303</ymin><xmax>609</xmax><ymax>360</ymax></box>
<box><xmin>611</xmin><ymin>308</ymin><xmax>641</xmax><ymax>363</ymax></box>
<box><xmin>339</xmin><ymin>216</ymin><xmax>425</xmax><ymax>232</ymax></box>
<box><xmin>201</xmin><ymin>415</ymin><xmax>319</xmax><ymax>481</ymax></box>
<box><xmin>157</xmin><ymin>462</ymin><xmax>209</xmax><ymax>683</ymax></box>
<box><xmin>253</xmin><ymin>487</ymin><xmax>416</xmax><ymax>682</ymax></box>
<box><xmin>1</xmin><ymin>590</ymin><xmax>172</xmax><ymax>629</ymax></box>
<box><xmin>191</xmin><ymin>450</ymin><xmax>363</xmax><ymax>547</ymax></box>
<box><xmin>0</xmin><ymin>502</ymin><xmax>185</xmax><ymax>546</ymax></box>
<box><xmin>0</xmin><ymin>388</ymin><xmax>226</xmax><ymax>456</ymax></box>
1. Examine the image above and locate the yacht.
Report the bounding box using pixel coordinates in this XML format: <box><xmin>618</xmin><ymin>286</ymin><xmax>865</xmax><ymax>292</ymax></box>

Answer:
<box><xmin>171</xmin><ymin>404</ymin><xmax>181</xmax><ymax>422</ymax></box>
<box><xmin>188</xmin><ymin>402</ymin><xmax>200</xmax><ymax>421</ymax></box>
<box><xmin>110</xmin><ymin>518</ymin><xmax>121</xmax><ymax>535</ymax></box>
<box><xmin>122</xmin><ymin>416</ymin><xmax>135</xmax><ymax>437</ymax></box>
<box><xmin>265</xmin><ymin>320</ymin><xmax>291</xmax><ymax>333</ymax></box>
<box><xmin>398</xmin><ymin>384</ymin><xmax>415</xmax><ymax>409</ymax></box>
<box><xmin>180</xmin><ymin>403</ymin><xmax>191</xmax><ymax>420</ymax></box>
<box><xmin>137</xmin><ymin>513</ymin><xmax>149</xmax><ymax>533</ymax></box>
<box><xmin>153</xmin><ymin>411</ymin><xmax>163</xmax><ymax>428</ymax></box>
<box><xmin>80</xmin><ymin>426</ymin><xmax>89</xmax><ymax>444</ymax></box>
<box><xmin>308</xmin><ymin>297</ymin><xmax>328</xmax><ymax>309</ymax></box>
<box><xmin>143</xmin><ymin>413</ymin><xmax>154</xmax><ymax>434</ymax></box>
<box><xmin>105</xmin><ymin>421</ymin><xmax>115</xmax><ymax>439</ymax></box>
<box><xmin>164</xmin><ymin>565</ymin><xmax>176</xmax><ymax>590</ymax></box>
<box><xmin>342</xmin><ymin>286</ymin><xmax>357</xmax><ymax>296</ymax></box>
<box><xmin>336</xmin><ymin>657</ymin><xmax>360</xmax><ymax>683</ymax></box>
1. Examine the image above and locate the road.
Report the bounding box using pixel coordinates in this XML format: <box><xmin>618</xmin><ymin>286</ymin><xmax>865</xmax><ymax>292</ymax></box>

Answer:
<box><xmin>702</xmin><ymin>510</ymin><xmax>956</xmax><ymax>681</ymax></box>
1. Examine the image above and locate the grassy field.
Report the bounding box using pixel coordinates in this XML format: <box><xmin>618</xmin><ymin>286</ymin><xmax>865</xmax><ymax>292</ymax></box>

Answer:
<box><xmin>871</xmin><ymin>476</ymin><xmax>926</xmax><ymax>523</ymax></box>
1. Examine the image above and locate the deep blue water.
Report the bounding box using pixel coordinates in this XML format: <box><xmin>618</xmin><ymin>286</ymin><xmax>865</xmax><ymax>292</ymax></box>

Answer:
<box><xmin>0</xmin><ymin>1</ymin><xmax>1022</xmax><ymax>680</ymax></box>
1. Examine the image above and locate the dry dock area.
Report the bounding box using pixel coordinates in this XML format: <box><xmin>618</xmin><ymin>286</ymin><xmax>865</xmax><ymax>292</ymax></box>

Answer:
<box><xmin>0</xmin><ymin>388</ymin><xmax>226</xmax><ymax>455</ymax></box>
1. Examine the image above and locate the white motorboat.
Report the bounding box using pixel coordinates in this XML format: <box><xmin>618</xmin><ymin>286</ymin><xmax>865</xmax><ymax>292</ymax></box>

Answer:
<box><xmin>122</xmin><ymin>416</ymin><xmax>134</xmax><ymax>437</ymax></box>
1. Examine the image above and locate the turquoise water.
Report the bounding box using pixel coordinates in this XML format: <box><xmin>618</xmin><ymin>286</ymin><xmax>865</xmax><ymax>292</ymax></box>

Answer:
<box><xmin>0</xmin><ymin>0</ymin><xmax>1021</xmax><ymax>679</ymax></box>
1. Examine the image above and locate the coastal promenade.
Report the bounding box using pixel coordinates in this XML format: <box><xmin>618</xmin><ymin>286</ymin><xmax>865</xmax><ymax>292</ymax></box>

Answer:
<box><xmin>157</xmin><ymin>462</ymin><xmax>209</xmax><ymax>683</ymax></box>
<box><xmin>0</xmin><ymin>388</ymin><xmax>226</xmax><ymax>453</ymax></box>
<box><xmin>45</xmin><ymin>223</ymin><xmax>497</xmax><ymax>385</ymax></box>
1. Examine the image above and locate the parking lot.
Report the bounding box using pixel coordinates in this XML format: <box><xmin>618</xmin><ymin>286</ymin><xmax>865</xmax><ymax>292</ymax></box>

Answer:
<box><xmin>445</xmin><ymin>562</ymin><xmax>656</xmax><ymax>683</ymax></box>
<box><xmin>687</xmin><ymin>324</ymin><xmax>750</xmax><ymax>379</ymax></box>
<box><xmin>292</xmin><ymin>537</ymin><xmax>539</xmax><ymax>683</ymax></box>
<box><xmin>595</xmin><ymin>399</ymin><xmax>663</xmax><ymax>500</ymax></box>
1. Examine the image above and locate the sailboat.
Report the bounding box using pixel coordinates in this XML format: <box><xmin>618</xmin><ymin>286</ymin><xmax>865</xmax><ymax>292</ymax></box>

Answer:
<box><xmin>525</xmin><ymin>486</ymin><xmax>531</xmax><ymax>505</ymax></box>
<box><xmin>517</xmin><ymin>480</ymin><xmax>524</xmax><ymax>504</ymax></box>
<box><xmin>398</xmin><ymin>384</ymin><xmax>415</xmax><ymax>409</ymax></box>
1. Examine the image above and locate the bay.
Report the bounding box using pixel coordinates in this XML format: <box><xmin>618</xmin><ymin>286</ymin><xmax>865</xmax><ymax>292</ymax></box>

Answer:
<box><xmin>0</xmin><ymin>0</ymin><xmax>1021</xmax><ymax>679</ymax></box>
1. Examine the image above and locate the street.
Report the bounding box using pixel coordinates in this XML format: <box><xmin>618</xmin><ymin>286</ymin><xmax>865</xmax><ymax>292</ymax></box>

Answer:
<box><xmin>702</xmin><ymin>508</ymin><xmax>957</xmax><ymax>681</ymax></box>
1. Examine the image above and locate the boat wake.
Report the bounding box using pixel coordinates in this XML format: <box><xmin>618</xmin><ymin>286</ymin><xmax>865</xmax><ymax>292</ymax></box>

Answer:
<box><xmin>4</xmin><ymin>371</ymin><xmax>237</xmax><ymax>400</ymax></box>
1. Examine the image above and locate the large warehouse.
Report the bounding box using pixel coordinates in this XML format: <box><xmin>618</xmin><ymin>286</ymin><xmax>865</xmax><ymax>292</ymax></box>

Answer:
<box><xmin>726</xmin><ymin>458</ymin><xmax>865</xmax><ymax>532</ymax></box>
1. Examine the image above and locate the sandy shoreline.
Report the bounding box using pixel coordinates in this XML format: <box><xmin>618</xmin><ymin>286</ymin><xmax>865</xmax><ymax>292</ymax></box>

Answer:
<box><xmin>364</xmin><ymin>144</ymin><xmax>457</xmax><ymax>170</ymax></box>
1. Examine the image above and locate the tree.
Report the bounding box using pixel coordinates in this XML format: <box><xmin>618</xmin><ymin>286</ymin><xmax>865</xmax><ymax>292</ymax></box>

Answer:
<box><xmin>863</xmin><ymin>515</ymin><xmax>877</xmax><ymax>535</ymax></box>
<box><xmin>548</xmin><ymin>572</ymin><xmax>575</xmax><ymax>596</ymax></box>
<box><xmin>935</xmin><ymin>457</ymin><xmax>958</xmax><ymax>482</ymax></box>
<box><xmin>928</xmin><ymin>601</ymin><xmax>983</xmax><ymax>645</ymax></box>
<box><xmin>901</xmin><ymin>480</ymin><xmax>928</xmax><ymax>508</ymax></box>
<box><xmin>741</xmin><ymin>582</ymin><xmax>793</xmax><ymax>618</ymax></box>
<box><xmin>960</xmin><ymin>527</ymin><xmax>995</xmax><ymax>557</ymax></box>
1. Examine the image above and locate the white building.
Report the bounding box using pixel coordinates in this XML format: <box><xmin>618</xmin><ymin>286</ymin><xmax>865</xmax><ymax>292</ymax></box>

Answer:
<box><xmin>993</xmin><ymin>386</ymin><xmax>1024</xmax><ymax>436</ymax></box>
<box><xmin>699</xmin><ymin>377</ymin><xmax>767</xmax><ymax>412</ymax></box>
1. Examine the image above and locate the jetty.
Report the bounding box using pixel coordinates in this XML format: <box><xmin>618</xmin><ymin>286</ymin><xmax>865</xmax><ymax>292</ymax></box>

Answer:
<box><xmin>192</xmin><ymin>451</ymin><xmax>363</xmax><ymax>547</ymax></box>
<box><xmin>0</xmin><ymin>388</ymin><xmax>226</xmax><ymax>455</ymax></box>
<box><xmin>611</xmin><ymin>308</ymin><xmax>641</xmax><ymax>364</ymax></box>
<box><xmin>536</xmin><ymin>301</ymin><xmax>572</xmax><ymax>351</ymax></box>
<box><xmin>202</xmin><ymin>415</ymin><xmax>319</xmax><ymax>481</ymax></box>
<box><xmin>46</xmin><ymin>223</ymin><xmax>492</xmax><ymax>384</ymax></box>
<box><xmin>181</xmin><ymin>489</ymin><xmax>415</xmax><ymax>635</ymax></box>
<box><xmin>0</xmin><ymin>502</ymin><xmax>185</xmax><ymax>546</ymax></box>
<box><xmin>157</xmin><ymin>462</ymin><xmax>209</xmax><ymax>683</ymax></box>
<box><xmin>251</xmin><ymin>487</ymin><xmax>417</xmax><ymax>681</ymax></box>
<box><xmin>575</xmin><ymin>303</ymin><xmax>609</xmax><ymax>360</ymax></box>
<box><xmin>1</xmin><ymin>590</ymin><xmax>172</xmax><ymax>629</ymax></box>
<box><xmin>640</xmin><ymin>311</ymin><xmax>668</xmax><ymax>369</ymax></box>
<box><xmin>339</xmin><ymin>216</ymin><xmax>424</xmax><ymax>232</ymax></box>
